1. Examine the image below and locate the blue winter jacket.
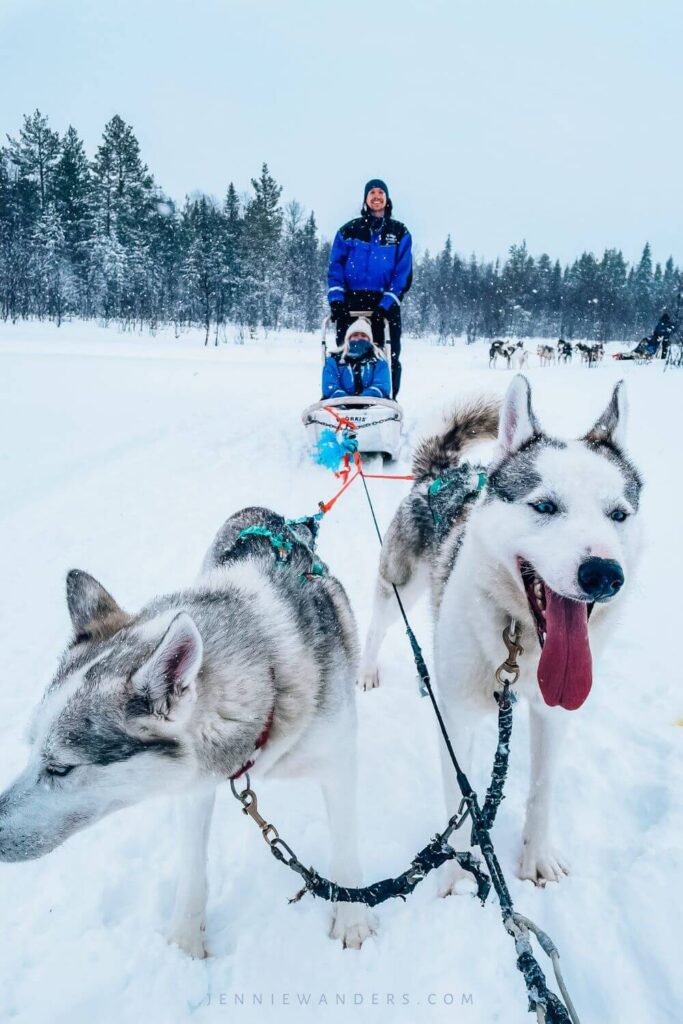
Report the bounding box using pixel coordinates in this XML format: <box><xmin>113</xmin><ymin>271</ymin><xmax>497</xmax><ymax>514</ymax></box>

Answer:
<box><xmin>322</xmin><ymin>355</ymin><xmax>391</xmax><ymax>400</ymax></box>
<box><xmin>327</xmin><ymin>214</ymin><xmax>413</xmax><ymax>313</ymax></box>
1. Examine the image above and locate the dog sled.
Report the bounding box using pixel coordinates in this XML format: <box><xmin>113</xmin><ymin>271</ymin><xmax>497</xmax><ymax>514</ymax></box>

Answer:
<box><xmin>615</xmin><ymin>301</ymin><xmax>681</xmax><ymax>363</ymax></box>
<box><xmin>612</xmin><ymin>337</ymin><xmax>660</xmax><ymax>363</ymax></box>
<box><xmin>302</xmin><ymin>313</ymin><xmax>404</xmax><ymax>460</ymax></box>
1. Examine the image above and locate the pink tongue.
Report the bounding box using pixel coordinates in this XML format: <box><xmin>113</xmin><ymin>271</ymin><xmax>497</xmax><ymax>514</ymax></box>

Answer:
<box><xmin>537</xmin><ymin>588</ymin><xmax>593</xmax><ymax>710</ymax></box>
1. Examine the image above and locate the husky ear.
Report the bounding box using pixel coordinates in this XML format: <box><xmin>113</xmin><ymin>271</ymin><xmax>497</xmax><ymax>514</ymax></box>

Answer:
<box><xmin>496</xmin><ymin>375</ymin><xmax>540</xmax><ymax>454</ymax></box>
<box><xmin>583</xmin><ymin>380</ymin><xmax>628</xmax><ymax>448</ymax></box>
<box><xmin>66</xmin><ymin>570</ymin><xmax>125</xmax><ymax>637</ymax></box>
<box><xmin>131</xmin><ymin>612</ymin><xmax>202</xmax><ymax>719</ymax></box>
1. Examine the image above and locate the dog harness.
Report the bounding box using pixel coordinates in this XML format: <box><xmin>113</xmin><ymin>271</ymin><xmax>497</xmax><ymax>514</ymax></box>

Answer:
<box><xmin>228</xmin><ymin>517</ymin><xmax>327</xmax><ymax>779</ymax></box>
<box><xmin>427</xmin><ymin>462</ymin><xmax>487</xmax><ymax>542</ymax></box>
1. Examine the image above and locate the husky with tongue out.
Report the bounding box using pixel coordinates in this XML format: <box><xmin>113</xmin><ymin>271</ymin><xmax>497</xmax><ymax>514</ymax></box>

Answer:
<box><xmin>360</xmin><ymin>375</ymin><xmax>642</xmax><ymax>886</ymax></box>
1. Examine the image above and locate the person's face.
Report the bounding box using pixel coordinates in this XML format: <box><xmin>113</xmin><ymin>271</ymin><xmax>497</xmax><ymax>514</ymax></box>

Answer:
<box><xmin>366</xmin><ymin>188</ymin><xmax>387</xmax><ymax>215</ymax></box>
<box><xmin>348</xmin><ymin>332</ymin><xmax>371</xmax><ymax>342</ymax></box>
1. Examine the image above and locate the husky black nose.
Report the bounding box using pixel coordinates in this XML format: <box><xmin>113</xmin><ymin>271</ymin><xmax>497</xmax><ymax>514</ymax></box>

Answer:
<box><xmin>577</xmin><ymin>558</ymin><xmax>624</xmax><ymax>601</ymax></box>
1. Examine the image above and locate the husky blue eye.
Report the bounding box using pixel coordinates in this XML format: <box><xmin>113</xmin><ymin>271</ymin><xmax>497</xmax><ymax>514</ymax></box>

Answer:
<box><xmin>531</xmin><ymin>500</ymin><xmax>558</xmax><ymax>515</ymax></box>
<box><xmin>609</xmin><ymin>509</ymin><xmax>628</xmax><ymax>523</ymax></box>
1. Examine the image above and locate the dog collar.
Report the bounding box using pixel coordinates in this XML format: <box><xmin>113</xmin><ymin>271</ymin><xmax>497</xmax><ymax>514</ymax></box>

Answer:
<box><xmin>230</xmin><ymin>707</ymin><xmax>274</xmax><ymax>780</ymax></box>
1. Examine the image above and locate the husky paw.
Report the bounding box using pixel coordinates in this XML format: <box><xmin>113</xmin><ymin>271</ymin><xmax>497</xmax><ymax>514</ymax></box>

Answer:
<box><xmin>358</xmin><ymin>668</ymin><xmax>380</xmax><ymax>691</ymax></box>
<box><xmin>329</xmin><ymin>904</ymin><xmax>378</xmax><ymax>949</ymax></box>
<box><xmin>437</xmin><ymin>860</ymin><xmax>478</xmax><ymax>898</ymax></box>
<box><xmin>167</xmin><ymin>920</ymin><xmax>208</xmax><ymax>959</ymax></box>
<box><xmin>519</xmin><ymin>840</ymin><xmax>570</xmax><ymax>886</ymax></box>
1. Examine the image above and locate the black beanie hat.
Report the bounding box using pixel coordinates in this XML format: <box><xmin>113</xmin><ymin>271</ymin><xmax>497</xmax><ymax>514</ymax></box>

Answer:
<box><xmin>362</xmin><ymin>178</ymin><xmax>392</xmax><ymax>217</ymax></box>
<box><xmin>364</xmin><ymin>178</ymin><xmax>390</xmax><ymax>201</ymax></box>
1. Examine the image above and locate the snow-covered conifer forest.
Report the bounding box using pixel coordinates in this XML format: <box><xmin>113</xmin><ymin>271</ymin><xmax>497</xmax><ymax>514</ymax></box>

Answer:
<box><xmin>1</xmin><ymin>110</ymin><xmax>679</xmax><ymax>344</ymax></box>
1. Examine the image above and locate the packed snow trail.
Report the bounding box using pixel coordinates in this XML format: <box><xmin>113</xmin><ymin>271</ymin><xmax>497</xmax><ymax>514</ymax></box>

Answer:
<box><xmin>0</xmin><ymin>322</ymin><xmax>681</xmax><ymax>1024</ymax></box>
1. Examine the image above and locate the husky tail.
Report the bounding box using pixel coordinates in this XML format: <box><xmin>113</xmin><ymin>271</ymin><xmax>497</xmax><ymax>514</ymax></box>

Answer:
<box><xmin>412</xmin><ymin>397</ymin><xmax>500</xmax><ymax>483</ymax></box>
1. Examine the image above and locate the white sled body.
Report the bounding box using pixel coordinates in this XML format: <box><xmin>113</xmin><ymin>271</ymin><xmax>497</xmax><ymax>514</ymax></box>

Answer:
<box><xmin>302</xmin><ymin>396</ymin><xmax>404</xmax><ymax>459</ymax></box>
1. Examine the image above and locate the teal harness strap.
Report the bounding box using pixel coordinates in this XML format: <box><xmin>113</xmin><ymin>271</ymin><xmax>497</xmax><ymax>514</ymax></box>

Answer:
<box><xmin>237</xmin><ymin>520</ymin><xmax>327</xmax><ymax>583</ymax></box>
<box><xmin>427</xmin><ymin>464</ymin><xmax>487</xmax><ymax>528</ymax></box>
<box><xmin>237</xmin><ymin>525</ymin><xmax>293</xmax><ymax>560</ymax></box>
<box><xmin>427</xmin><ymin>476</ymin><xmax>450</xmax><ymax>500</ymax></box>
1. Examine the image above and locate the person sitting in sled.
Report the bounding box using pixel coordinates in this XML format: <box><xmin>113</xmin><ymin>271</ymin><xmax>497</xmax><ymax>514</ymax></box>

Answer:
<box><xmin>327</xmin><ymin>178</ymin><xmax>412</xmax><ymax>399</ymax></box>
<box><xmin>322</xmin><ymin>318</ymin><xmax>391</xmax><ymax>400</ymax></box>
<box><xmin>615</xmin><ymin>310</ymin><xmax>676</xmax><ymax>361</ymax></box>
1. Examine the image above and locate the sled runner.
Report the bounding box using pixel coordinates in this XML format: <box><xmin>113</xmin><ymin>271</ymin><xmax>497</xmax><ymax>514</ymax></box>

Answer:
<box><xmin>302</xmin><ymin>313</ymin><xmax>404</xmax><ymax>460</ymax></box>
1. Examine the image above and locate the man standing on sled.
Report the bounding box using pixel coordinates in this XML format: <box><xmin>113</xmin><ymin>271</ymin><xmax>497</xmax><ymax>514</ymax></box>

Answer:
<box><xmin>327</xmin><ymin>179</ymin><xmax>412</xmax><ymax>399</ymax></box>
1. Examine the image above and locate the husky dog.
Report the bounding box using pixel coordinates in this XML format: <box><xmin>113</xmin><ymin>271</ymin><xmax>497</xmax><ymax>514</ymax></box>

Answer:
<box><xmin>360</xmin><ymin>377</ymin><xmax>642</xmax><ymax>886</ymax></box>
<box><xmin>507</xmin><ymin>341</ymin><xmax>528</xmax><ymax>370</ymax></box>
<box><xmin>489</xmin><ymin>341</ymin><xmax>526</xmax><ymax>371</ymax></box>
<box><xmin>537</xmin><ymin>344</ymin><xmax>556</xmax><ymax>366</ymax></box>
<box><xmin>0</xmin><ymin>508</ymin><xmax>375</xmax><ymax>957</ymax></box>
<box><xmin>557</xmin><ymin>338</ymin><xmax>573</xmax><ymax>363</ymax></box>
<box><xmin>590</xmin><ymin>342</ymin><xmax>605</xmax><ymax>366</ymax></box>
<box><xmin>576</xmin><ymin>342</ymin><xmax>604</xmax><ymax>367</ymax></box>
<box><xmin>489</xmin><ymin>339</ymin><xmax>507</xmax><ymax>368</ymax></box>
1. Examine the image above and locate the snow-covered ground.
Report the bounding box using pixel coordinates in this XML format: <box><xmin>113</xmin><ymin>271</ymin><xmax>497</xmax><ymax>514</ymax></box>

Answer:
<box><xmin>0</xmin><ymin>320</ymin><xmax>680</xmax><ymax>1024</ymax></box>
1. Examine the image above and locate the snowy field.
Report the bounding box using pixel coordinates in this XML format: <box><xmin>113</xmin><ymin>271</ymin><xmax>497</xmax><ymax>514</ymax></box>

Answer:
<box><xmin>0</xmin><ymin>320</ymin><xmax>681</xmax><ymax>1024</ymax></box>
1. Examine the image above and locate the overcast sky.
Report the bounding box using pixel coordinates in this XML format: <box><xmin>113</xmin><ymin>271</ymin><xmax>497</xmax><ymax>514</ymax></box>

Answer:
<box><xmin>1</xmin><ymin>0</ymin><xmax>680</xmax><ymax>265</ymax></box>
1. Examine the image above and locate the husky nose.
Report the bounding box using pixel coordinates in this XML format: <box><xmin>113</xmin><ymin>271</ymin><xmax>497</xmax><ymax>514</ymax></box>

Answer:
<box><xmin>577</xmin><ymin>558</ymin><xmax>624</xmax><ymax>601</ymax></box>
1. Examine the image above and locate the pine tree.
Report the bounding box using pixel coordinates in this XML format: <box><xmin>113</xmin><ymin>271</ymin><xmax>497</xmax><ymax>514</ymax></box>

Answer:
<box><xmin>281</xmin><ymin>203</ymin><xmax>322</xmax><ymax>331</ymax></box>
<box><xmin>53</xmin><ymin>126</ymin><xmax>93</xmax><ymax>264</ymax></box>
<box><xmin>660</xmin><ymin>257</ymin><xmax>680</xmax><ymax>323</ymax></box>
<box><xmin>533</xmin><ymin>254</ymin><xmax>554</xmax><ymax>336</ymax></box>
<box><xmin>222</xmin><ymin>182</ymin><xmax>243</xmax><ymax>325</ymax></box>
<box><xmin>31</xmin><ymin>203</ymin><xmax>71</xmax><ymax>324</ymax></box>
<box><xmin>91</xmin><ymin>116</ymin><xmax>155</xmax><ymax>245</ymax></box>
<box><xmin>147</xmin><ymin>196</ymin><xmax>181</xmax><ymax>331</ymax></box>
<box><xmin>0</xmin><ymin>147</ymin><xmax>33</xmax><ymax>321</ymax></box>
<box><xmin>549</xmin><ymin>260</ymin><xmax>563</xmax><ymax>336</ymax></box>
<box><xmin>181</xmin><ymin>196</ymin><xmax>225</xmax><ymax>344</ymax></box>
<box><xmin>566</xmin><ymin>252</ymin><xmax>601</xmax><ymax>338</ymax></box>
<box><xmin>432</xmin><ymin>236</ymin><xmax>454</xmax><ymax>341</ymax></box>
<box><xmin>502</xmin><ymin>242</ymin><xmax>535</xmax><ymax>336</ymax></box>
<box><xmin>476</xmin><ymin>258</ymin><xmax>505</xmax><ymax>340</ymax></box>
<box><xmin>632</xmin><ymin>242</ymin><xmax>654</xmax><ymax>334</ymax></box>
<box><xmin>6</xmin><ymin>109</ymin><xmax>60</xmax><ymax>212</ymax></box>
<box><xmin>89</xmin><ymin>231</ymin><xmax>128</xmax><ymax>323</ymax></box>
<box><xmin>242</xmin><ymin>164</ymin><xmax>283</xmax><ymax>330</ymax></box>
<box><xmin>597</xmin><ymin>249</ymin><xmax>628</xmax><ymax>341</ymax></box>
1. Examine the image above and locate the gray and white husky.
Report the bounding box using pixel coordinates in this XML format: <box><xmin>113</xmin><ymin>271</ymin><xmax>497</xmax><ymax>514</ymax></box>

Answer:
<box><xmin>360</xmin><ymin>376</ymin><xmax>642</xmax><ymax>886</ymax></box>
<box><xmin>0</xmin><ymin>507</ymin><xmax>375</xmax><ymax>957</ymax></box>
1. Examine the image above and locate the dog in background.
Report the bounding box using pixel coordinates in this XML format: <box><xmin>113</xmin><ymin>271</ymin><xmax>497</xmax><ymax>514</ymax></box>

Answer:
<box><xmin>537</xmin><ymin>344</ymin><xmax>556</xmax><ymax>366</ymax></box>
<box><xmin>557</xmin><ymin>338</ymin><xmax>573</xmax><ymax>363</ymax></box>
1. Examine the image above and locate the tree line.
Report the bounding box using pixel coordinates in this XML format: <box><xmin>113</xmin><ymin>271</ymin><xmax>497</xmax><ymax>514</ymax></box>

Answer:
<box><xmin>409</xmin><ymin>238</ymin><xmax>680</xmax><ymax>343</ymax></box>
<box><xmin>1</xmin><ymin>111</ymin><xmax>679</xmax><ymax>343</ymax></box>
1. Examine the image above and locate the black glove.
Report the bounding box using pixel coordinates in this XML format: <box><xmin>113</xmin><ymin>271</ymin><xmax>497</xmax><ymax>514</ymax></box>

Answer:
<box><xmin>329</xmin><ymin>300</ymin><xmax>344</xmax><ymax>323</ymax></box>
<box><xmin>380</xmin><ymin>302</ymin><xmax>401</xmax><ymax>325</ymax></box>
